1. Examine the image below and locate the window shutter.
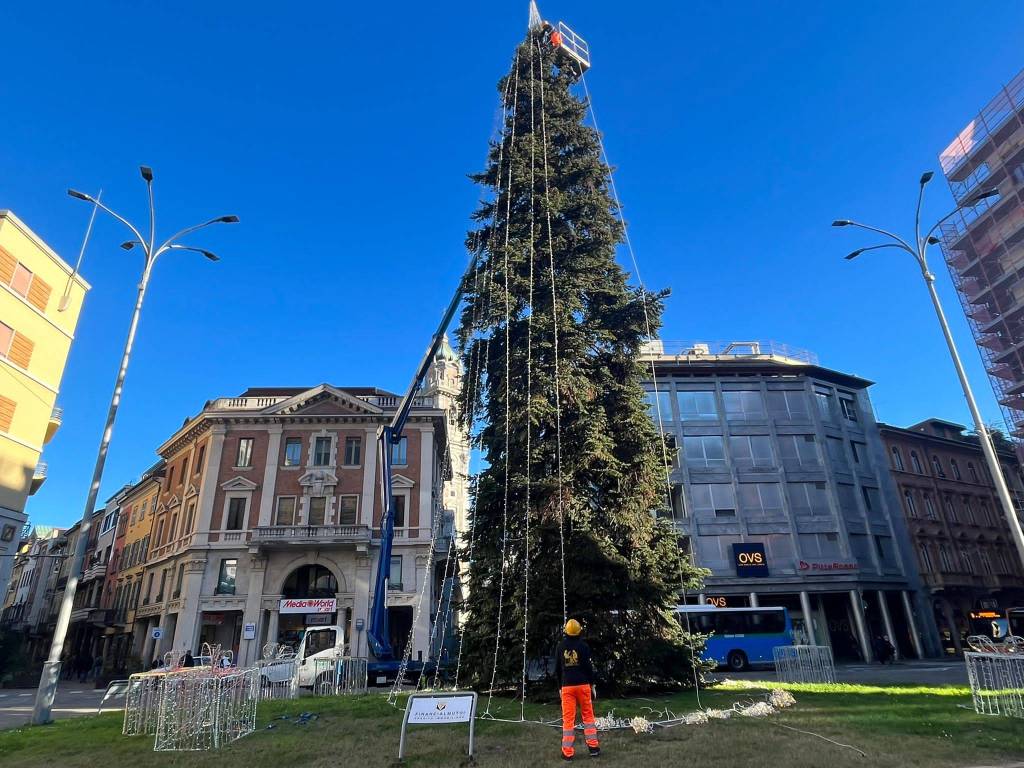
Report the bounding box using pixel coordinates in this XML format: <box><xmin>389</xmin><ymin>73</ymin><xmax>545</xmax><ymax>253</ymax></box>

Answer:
<box><xmin>27</xmin><ymin>276</ymin><xmax>51</xmax><ymax>312</ymax></box>
<box><xmin>0</xmin><ymin>395</ymin><xmax>14</xmax><ymax>431</ymax></box>
<box><xmin>8</xmin><ymin>331</ymin><xmax>34</xmax><ymax>368</ymax></box>
<box><xmin>0</xmin><ymin>248</ymin><xmax>14</xmax><ymax>284</ymax></box>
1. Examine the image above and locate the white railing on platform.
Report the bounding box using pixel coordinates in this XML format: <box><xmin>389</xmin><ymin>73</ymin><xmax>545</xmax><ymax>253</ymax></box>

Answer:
<box><xmin>773</xmin><ymin>645</ymin><xmax>836</xmax><ymax>684</ymax></box>
<box><xmin>312</xmin><ymin>656</ymin><xmax>369</xmax><ymax>696</ymax></box>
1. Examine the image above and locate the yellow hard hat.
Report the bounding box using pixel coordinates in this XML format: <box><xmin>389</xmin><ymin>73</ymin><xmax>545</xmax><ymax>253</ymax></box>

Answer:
<box><xmin>565</xmin><ymin>619</ymin><xmax>582</xmax><ymax>636</ymax></box>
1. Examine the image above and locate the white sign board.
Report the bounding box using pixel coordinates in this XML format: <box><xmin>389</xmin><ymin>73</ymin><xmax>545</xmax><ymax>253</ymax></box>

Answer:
<box><xmin>242</xmin><ymin>622</ymin><xmax>256</xmax><ymax>640</ymax></box>
<box><xmin>151</xmin><ymin>627</ymin><xmax>163</xmax><ymax>640</ymax></box>
<box><xmin>279</xmin><ymin>598</ymin><xmax>337</xmax><ymax>614</ymax></box>
<box><xmin>407</xmin><ymin>694</ymin><xmax>475</xmax><ymax>724</ymax></box>
<box><xmin>399</xmin><ymin>691</ymin><xmax>478</xmax><ymax>760</ymax></box>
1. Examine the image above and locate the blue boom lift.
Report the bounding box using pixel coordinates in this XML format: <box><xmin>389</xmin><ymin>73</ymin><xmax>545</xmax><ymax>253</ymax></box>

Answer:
<box><xmin>365</xmin><ymin>247</ymin><xmax>481</xmax><ymax>683</ymax></box>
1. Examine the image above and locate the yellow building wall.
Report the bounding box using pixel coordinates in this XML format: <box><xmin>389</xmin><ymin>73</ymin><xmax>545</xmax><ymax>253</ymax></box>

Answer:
<box><xmin>0</xmin><ymin>210</ymin><xmax>90</xmax><ymax>515</ymax></box>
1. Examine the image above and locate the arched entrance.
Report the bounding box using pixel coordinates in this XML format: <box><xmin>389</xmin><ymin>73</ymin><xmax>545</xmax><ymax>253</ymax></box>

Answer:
<box><xmin>277</xmin><ymin>564</ymin><xmax>343</xmax><ymax>648</ymax></box>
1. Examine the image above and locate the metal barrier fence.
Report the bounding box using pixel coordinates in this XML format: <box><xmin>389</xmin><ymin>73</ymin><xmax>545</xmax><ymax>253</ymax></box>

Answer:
<box><xmin>255</xmin><ymin>658</ymin><xmax>299</xmax><ymax>701</ymax></box>
<box><xmin>123</xmin><ymin>671</ymin><xmax>166</xmax><ymax>735</ymax></box>
<box><xmin>154</xmin><ymin>667</ymin><xmax>259</xmax><ymax>751</ymax></box>
<box><xmin>965</xmin><ymin>635</ymin><xmax>1024</xmax><ymax>718</ymax></box>
<box><xmin>312</xmin><ymin>656</ymin><xmax>369</xmax><ymax>696</ymax></box>
<box><xmin>773</xmin><ymin>645</ymin><xmax>836</xmax><ymax>684</ymax></box>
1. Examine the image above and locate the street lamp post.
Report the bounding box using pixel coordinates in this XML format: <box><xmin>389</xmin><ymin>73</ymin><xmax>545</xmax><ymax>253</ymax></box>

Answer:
<box><xmin>31</xmin><ymin>166</ymin><xmax>238</xmax><ymax>725</ymax></box>
<box><xmin>833</xmin><ymin>171</ymin><xmax>1024</xmax><ymax>573</ymax></box>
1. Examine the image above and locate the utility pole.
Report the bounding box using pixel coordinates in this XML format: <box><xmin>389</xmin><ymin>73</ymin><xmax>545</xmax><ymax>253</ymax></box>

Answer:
<box><xmin>31</xmin><ymin>166</ymin><xmax>238</xmax><ymax>725</ymax></box>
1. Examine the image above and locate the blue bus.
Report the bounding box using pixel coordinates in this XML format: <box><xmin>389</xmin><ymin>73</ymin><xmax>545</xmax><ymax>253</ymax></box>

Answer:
<box><xmin>674</xmin><ymin>606</ymin><xmax>794</xmax><ymax>671</ymax></box>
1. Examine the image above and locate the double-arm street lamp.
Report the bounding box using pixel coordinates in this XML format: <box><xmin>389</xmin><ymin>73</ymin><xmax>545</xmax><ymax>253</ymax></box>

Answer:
<box><xmin>833</xmin><ymin>172</ymin><xmax>1024</xmax><ymax>572</ymax></box>
<box><xmin>31</xmin><ymin>166</ymin><xmax>238</xmax><ymax>725</ymax></box>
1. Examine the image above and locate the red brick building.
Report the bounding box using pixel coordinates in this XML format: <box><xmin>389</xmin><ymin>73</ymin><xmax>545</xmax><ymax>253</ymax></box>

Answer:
<box><xmin>879</xmin><ymin>419</ymin><xmax>1024</xmax><ymax>653</ymax></box>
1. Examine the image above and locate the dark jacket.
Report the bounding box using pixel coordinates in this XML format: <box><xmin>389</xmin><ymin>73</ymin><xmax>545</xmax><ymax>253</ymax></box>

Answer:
<box><xmin>555</xmin><ymin>636</ymin><xmax>594</xmax><ymax>687</ymax></box>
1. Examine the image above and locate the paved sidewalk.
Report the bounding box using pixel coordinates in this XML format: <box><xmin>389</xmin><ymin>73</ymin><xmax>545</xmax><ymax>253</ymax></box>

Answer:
<box><xmin>711</xmin><ymin>658</ymin><xmax>969</xmax><ymax>687</ymax></box>
<box><xmin>0</xmin><ymin>682</ymin><xmax>122</xmax><ymax>730</ymax></box>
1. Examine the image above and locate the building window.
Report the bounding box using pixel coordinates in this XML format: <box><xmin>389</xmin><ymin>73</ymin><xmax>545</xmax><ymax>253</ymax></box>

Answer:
<box><xmin>391</xmin><ymin>437</ymin><xmax>409</xmax><ymax>466</ymax></box>
<box><xmin>722</xmin><ymin>390</ymin><xmax>765</xmax><ymax>419</ymax></box>
<box><xmin>931</xmin><ymin>455</ymin><xmax>945</xmax><ymax>478</ymax></box>
<box><xmin>962</xmin><ymin>497</ymin><xmax>975</xmax><ymax>525</ymax></box>
<box><xmin>389</xmin><ymin>556</ymin><xmax>403</xmax><ymax>590</ymax></box>
<box><xmin>944</xmin><ymin>496</ymin><xmax>958</xmax><ymax>524</ymax></box>
<box><xmin>826</xmin><ymin>436</ymin><xmax>846</xmax><ymax>465</ymax></box>
<box><xmin>815</xmin><ymin>391</ymin><xmax>833</xmax><ymax>420</ymax></box>
<box><xmin>938</xmin><ymin>544</ymin><xmax>954</xmax><ymax>572</ymax></box>
<box><xmin>391</xmin><ymin>495</ymin><xmax>407</xmax><ymax>527</ymax></box>
<box><xmin>338</xmin><ymin>495</ymin><xmax>358</xmax><ymax>525</ymax></box>
<box><xmin>960</xmin><ymin>549</ymin><xmax>974</xmax><ymax>574</ymax></box>
<box><xmin>344</xmin><ymin>436</ymin><xmax>362</xmax><ymax>466</ymax></box>
<box><xmin>682</xmin><ymin>436</ymin><xmax>726</xmax><ymax>469</ymax></box>
<box><xmin>644</xmin><ymin>390</ymin><xmax>673</xmax><ymax>423</ymax></box>
<box><xmin>839</xmin><ymin>396</ymin><xmax>858</xmax><ymax>422</ymax></box>
<box><xmin>155</xmin><ymin>519</ymin><xmax>165</xmax><ymax>545</ymax></box>
<box><xmin>778</xmin><ymin>434</ymin><xmax>819</xmax><ymax>467</ymax></box>
<box><xmin>728</xmin><ymin>435</ymin><xmax>774</xmax><ymax>469</ymax></box>
<box><xmin>950</xmin><ymin>459</ymin><xmax>961</xmax><ymax>481</ymax></box>
<box><xmin>195</xmin><ymin>445</ymin><xmax>205</xmax><ymax>475</ymax></box>
<box><xmin>174</xmin><ymin>564</ymin><xmax>184</xmax><ymax>597</ymax></box>
<box><xmin>284</xmin><ymin>438</ymin><xmax>302</xmax><ymax>466</ymax></box>
<box><xmin>766</xmin><ymin>390</ymin><xmax>809</xmax><ymax>420</ymax></box>
<box><xmin>145</xmin><ymin>572</ymin><xmax>154</xmax><ymax>603</ymax></box>
<box><xmin>968</xmin><ymin>462</ymin><xmax>979</xmax><ymax>483</ymax></box>
<box><xmin>0</xmin><ymin>322</ymin><xmax>13</xmax><ymax>358</ymax></box>
<box><xmin>690</xmin><ymin>483</ymin><xmax>736</xmax><ymax>518</ymax></box>
<box><xmin>979</xmin><ymin>550</ymin><xmax>994</xmax><ymax>575</ymax></box>
<box><xmin>923</xmin><ymin>494</ymin><xmax>938</xmax><ymax>520</ymax></box>
<box><xmin>890</xmin><ymin>446</ymin><xmax>904</xmax><ymax>471</ymax></box>
<box><xmin>216</xmin><ymin>559</ymin><xmax>237</xmax><ymax>595</ymax></box>
<box><xmin>851</xmin><ymin>441</ymin><xmax>868</xmax><ymax>465</ymax></box>
<box><xmin>677</xmin><ymin>390</ymin><xmax>718</xmax><ymax>420</ymax></box>
<box><xmin>276</xmin><ymin>496</ymin><xmax>296</xmax><ymax>526</ymax></box>
<box><xmin>226</xmin><ymin>497</ymin><xmax>246</xmax><ymax>530</ymax></box>
<box><xmin>167</xmin><ymin>464</ymin><xmax>176</xmax><ymax>487</ymax></box>
<box><xmin>308</xmin><ymin>496</ymin><xmax>326</xmax><ymax>526</ymax></box>
<box><xmin>313</xmin><ymin>436</ymin><xmax>332</xmax><ymax>466</ymax></box>
<box><xmin>979</xmin><ymin>502</ymin><xmax>992</xmax><ymax>526</ymax></box>
<box><xmin>903</xmin><ymin>490</ymin><xmax>917</xmax><ymax>518</ymax></box>
<box><xmin>236</xmin><ymin>438</ymin><xmax>253</xmax><ymax>468</ymax></box>
<box><xmin>737</xmin><ymin>483</ymin><xmax>783</xmax><ymax>517</ymax></box>
<box><xmin>184</xmin><ymin>501</ymin><xmax>196</xmax><ymax>535</ymax></box>
<box><xmin>910</xmin><ymin>451</ymin><xmax>923</xmax><ymax>474</ymax></box>
<box><xmin>10</xmin><ymin>263</ymin><xmax>32</xmax><ymax>297</ymax></box>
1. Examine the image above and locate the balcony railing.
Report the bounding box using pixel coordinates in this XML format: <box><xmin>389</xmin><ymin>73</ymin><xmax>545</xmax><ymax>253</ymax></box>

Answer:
<box><xmin>210</xmin><ymin>396</ymin><xmax>291</xmax><ymax>410</ymax></box>
<box><xmin>45</xmin><ymin>406</ymin><xmax>63</xmax><ymax>444</ymax></box>
<box><xmin>30</xmin><ymin>462</ymin><xmax>47</xmax><ymax>494</ymax></box>
<box><xmin>251</xmin><ymin>524</ymin><xmax>371</xmax><ymax>545</ymax></box>
<box><xmin>640</xmin><ymin>340</ymin><xmax>818</xmax><ymax>365</ymax></box>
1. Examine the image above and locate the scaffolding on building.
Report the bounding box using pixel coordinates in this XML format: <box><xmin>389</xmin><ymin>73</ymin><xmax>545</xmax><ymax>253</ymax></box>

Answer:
<box><xmin>938</xmin><ymin>68</ymin><xmax>1024</xmax><ymax>444</ymax></box>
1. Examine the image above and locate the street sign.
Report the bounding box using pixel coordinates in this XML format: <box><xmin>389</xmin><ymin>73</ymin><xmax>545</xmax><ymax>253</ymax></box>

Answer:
<box><xmin>151</xmin><ymin>627</ymin><xmax>163</xmax><ymax>640</ymax></box>
<box><xmin>355</xmin><ymin>618</ymin><xmax>365</xmax><ymax>632</ymax></box>
<box><xmin>398</xmin><ymin>692</ymin><xmax>477</xmax><ymax>760</ymax></box>
<box><xmin>243</xmin><ymin>622</ymin><xmax>256</xmax><ymax>640</ymax></box>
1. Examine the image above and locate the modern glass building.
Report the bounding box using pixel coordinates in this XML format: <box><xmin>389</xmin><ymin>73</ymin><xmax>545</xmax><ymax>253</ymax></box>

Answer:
<box><xmin>642</xmin><ymin>341</ymin><xmax>940</xmax><ymax>661</ymax></box>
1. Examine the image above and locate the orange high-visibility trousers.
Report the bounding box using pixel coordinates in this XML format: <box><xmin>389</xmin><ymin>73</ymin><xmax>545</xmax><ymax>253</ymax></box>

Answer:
<box><xmin>560</xmin><ymin>684</ymin><xmax>599</xmax><ymax>758</ymax></box>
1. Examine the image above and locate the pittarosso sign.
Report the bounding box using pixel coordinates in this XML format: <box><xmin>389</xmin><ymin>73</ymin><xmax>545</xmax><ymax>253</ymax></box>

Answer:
<box><xmin>797</xmin><ymin>559</ymin><xmax>859</xmax><ymax>573</ymax></box>
<box><xmin>279</xmin><ymin>598</ymin><xmax>337</xmax><ymax>614</ymax></box>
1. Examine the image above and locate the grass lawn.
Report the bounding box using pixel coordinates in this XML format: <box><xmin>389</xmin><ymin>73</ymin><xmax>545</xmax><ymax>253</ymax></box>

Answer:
<box><xmin>1</xmin><ymin>680</ymin><xmax>1022</xmax><ymax>768</ymax></box>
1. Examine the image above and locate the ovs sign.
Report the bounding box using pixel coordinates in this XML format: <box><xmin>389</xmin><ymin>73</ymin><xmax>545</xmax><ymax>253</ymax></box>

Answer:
<box><xmin>732</xmin><ymin>543</ymin><xmax>769</xmax><ymax>577</ymax></box>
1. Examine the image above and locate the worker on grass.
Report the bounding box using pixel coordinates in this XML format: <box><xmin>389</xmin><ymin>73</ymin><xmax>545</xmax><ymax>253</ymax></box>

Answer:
<box><xmin>556</xmin><ymin>619</ymin><xmax>600</xmax><ymax>761</ymax></box>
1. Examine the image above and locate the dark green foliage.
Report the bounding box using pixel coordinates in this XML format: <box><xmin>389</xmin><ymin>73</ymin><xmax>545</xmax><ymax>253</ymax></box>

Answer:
<box><xmin>455</xmin><ymin>30</ymin><xmax>708</xmax><ymax>694</ymax></box>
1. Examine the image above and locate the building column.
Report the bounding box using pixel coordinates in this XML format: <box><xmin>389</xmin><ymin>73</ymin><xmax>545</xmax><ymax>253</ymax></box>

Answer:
<box><xmin>749</xmin><ymin>592</ymin><xmax>759</xmax><ymax>607</ymax></box>
<box><xmin>900</xmin><ymin>590</ymin><xmax>924</xmax><ymax>659</ymax></box>
<box><xmin>353</xmin><ymin>552</ymin><xmax>371</xmax><ymax>658</ymax></box>
<box><xmin>257</xmin><ymin>426</ymin><xmax>283</xmax><ymax>526</ymax></box>
<box><xmin>171</xmin><ymin>557</ymin><xmax>207</xmax><ymax>654</ymax></box>
<box><xmin>876</xmin><ymin>591</ymin><xmax>898</xmax><ymax>660</ymax></box>
<box><xmin>140</xmin><ymin>617</ymin><xmax>157</xmax><ymax>664</ymax></box>
<box><xmin>266</xmin><ymin>607</ymin><xmax>279</xmax><ymax>647</ymax></box>
<box><xmin>239</xmin><ymin>556</ymin><xmax>267</xmax><ymax>666</ymax></box>
<box><xmin>848</xmin><ymin>589</ymin><xmax>873</xmax><ymax>662</ymax></box>
<box><xmin>413</xmin><ymin>554</ymin><xmax>430</xmax><ymax>661</ymax></box>
<box><xmin>194</xmin><ymin>427</ymin><xmax>227</xmax><ymax>546</ymax></box>
<box><xmin>799</xmin><ymin>590</ymin><xmax>816</xmax><ymax>645</ymax></box>
<box><xmin>361</xmin><ymin>428</ymin><xmax>378</xmax><ymax>528</ymax></box>
<box><xmin>418</xmin><ymin>427</ymin><xmax>434</xmax><ymax>534</ymax></box>
<box><xmin>698</xmin><ymin>592</ymin><xmax>706</xmax><ymax>606</ymax></box>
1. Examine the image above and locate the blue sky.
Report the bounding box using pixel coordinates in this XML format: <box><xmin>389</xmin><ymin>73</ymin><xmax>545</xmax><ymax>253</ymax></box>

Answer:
<box><xmin>3</xmin><ymin>2</ymin><xmax>1023</xmax><ymax>528</ymax></box>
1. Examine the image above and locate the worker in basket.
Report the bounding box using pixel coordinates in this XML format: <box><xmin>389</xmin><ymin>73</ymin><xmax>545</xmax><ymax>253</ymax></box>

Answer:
<box><xmin>541</xmin><ymin>20</ymin><xmax>563</xmax><ymax>49</ymax></box>
<box><xmin>555</xmin><ymin>619</ymin><xmax>600</xmax><ymax>760</ymax></box>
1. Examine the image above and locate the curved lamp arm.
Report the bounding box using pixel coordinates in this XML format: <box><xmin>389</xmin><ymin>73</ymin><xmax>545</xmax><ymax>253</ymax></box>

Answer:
<box><xmin>156</xmin><ymin>215</ymin><xmax>239</xmax><ymax>256</ymax></box>
<box><xmin>67</xmin><ymin>190</ymin><xmax>148</xmax><ymax>256</ymax></box>
<box><xmin>834</xmin><ymin>219</ymin><xmax>916</xmax><ymax>256</ymax></box>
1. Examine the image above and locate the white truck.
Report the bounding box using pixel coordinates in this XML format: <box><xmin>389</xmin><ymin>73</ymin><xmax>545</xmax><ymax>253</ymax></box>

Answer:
<box><xmin>260</xmin><ymin>625</ymin><xmax>346</xmax><ymax>689</ymax></box>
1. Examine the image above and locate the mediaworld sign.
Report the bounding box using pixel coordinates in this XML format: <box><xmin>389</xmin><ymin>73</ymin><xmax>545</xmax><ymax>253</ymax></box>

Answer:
<box><xmin>797</xmin><ymin>558</ymin><xmax>859</xmax><ymax>573</ymax></box>
<box><xmin>732</xmin><ymin>543</ymin><xmax>769</xmax><ymax>577</ymax></box>
<box><xmin>279</xmin><ymin>598</ymin><xmax>337</xmax><ymax>614</ymax></box>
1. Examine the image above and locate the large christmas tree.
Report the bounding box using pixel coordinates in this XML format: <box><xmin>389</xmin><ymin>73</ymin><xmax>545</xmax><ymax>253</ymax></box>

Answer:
<box><xmin>455</xmin><ymin>25</ymin><xmax>707</xmax><ymax>694</ymax></box>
